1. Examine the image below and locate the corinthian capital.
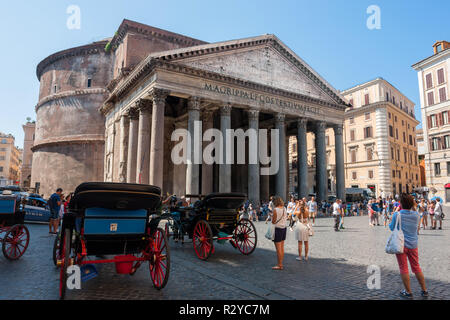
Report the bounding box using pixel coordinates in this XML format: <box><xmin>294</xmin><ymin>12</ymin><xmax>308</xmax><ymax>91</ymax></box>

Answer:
<box><xmin>334</xmin><ymin>123</ymin><xmax>344</xmax><ymax>135</ymax></box>
<box><xmin>148</xmin><ymin>88</ymin><xmax>169</xmax><ymax>105</ymax></box>
<box><xmin>247</xmin><ymin>109</ymin><xmax>259</xmax><ymax>121</ymax></box>
<box><xmin>316</xmin><ymin>121</ymin><xmax>327</xmax><ymax>132</ymax></box>
<box><xmin>135</xmin><ymin>98</ymin><xmax>152</xmax><ymax>112</ymax></box>
<box><xmin>188</xmin><ymin>96</ymin><xmax>202</xmax><ymax>111</ymax></box>
<box><xmin>220</xmin><ymin>103</ymin><xmax>232</xmax><ymax>116</ymax></box>
<box><xmin>275</xmin><ymin>113</ymin><xmax>285</xmax><ymax>123</ymax></box>
<box><xmin>297</xmin><ymin>117</ymin><xmax>308</xmax><ymax>129</ymax></box>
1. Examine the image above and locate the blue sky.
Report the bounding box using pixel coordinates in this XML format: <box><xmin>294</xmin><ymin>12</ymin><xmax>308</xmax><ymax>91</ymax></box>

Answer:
<box><xmin>1</xmin><ymin>0</ymin><xmax>449</xmax><ymax>148</ymax></box>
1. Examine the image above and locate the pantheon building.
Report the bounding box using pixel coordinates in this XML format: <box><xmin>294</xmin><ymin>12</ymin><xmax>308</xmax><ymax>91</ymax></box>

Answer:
<box><xmin>32</xmin><ymin>19</ymin><xmax>348</xmax><ymax>203</ymax></box>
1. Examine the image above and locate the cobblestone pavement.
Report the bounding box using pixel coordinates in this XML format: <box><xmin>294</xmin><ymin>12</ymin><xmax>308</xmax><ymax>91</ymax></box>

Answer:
<box><xmin>0</xmin><ymin>212</ymin><xmax>449</xmax><ymax>300</ymax></box>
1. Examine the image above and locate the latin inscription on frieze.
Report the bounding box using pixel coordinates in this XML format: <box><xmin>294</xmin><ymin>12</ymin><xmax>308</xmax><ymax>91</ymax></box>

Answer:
<box><xmin>203</xmin><ymin>83</ymin><xmax>322</xmax><ymax>115</ymax></box>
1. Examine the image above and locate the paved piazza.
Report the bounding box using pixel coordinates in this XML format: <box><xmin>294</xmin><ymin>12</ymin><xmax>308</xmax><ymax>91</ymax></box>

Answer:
<box><xmin>0</xmin><ymin>214</ymin><xmax>449</xmax><ymax>300</ymax></box>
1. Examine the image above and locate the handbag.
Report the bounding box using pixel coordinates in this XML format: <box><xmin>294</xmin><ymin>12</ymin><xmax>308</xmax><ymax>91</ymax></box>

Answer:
<box><xmin>385</xmin><ymin>213</ymin><xmax>404</xmax><ymax>254</ymax></box>
<box><xmin>265</xmin><ymin>208</ymin><xmax>285</xmax><ymax>240</ymax></box>
<box><xmin>307</xmin><ymin>223</ymin><xmax>314</xmax><ymax>236</ymax></box>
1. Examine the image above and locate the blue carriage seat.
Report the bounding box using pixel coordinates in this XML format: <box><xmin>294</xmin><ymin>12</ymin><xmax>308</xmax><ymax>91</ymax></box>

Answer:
<box><xmin>83</xmin><ymin>207</ymin><xmax>148</xmax><ymax>235</ymax></box>
<box><xmin>0</xmin><ymin>194</ymin><xmax>16</xmax><ymax>215</ymax></box>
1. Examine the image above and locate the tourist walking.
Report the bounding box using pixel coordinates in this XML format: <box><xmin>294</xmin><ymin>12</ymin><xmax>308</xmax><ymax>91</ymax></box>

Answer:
<box><xmin>418</xmin><ymin>199</ymin><xmax>428</xmax><ymax>231</ymax></box>
<box><xmin>271</xmin><ymin>196</ymin><xmax>288</xmax><ymax>270</ymax></box>
<box><xmin>294</xmin><ymin>200</ymin><xmax>310</xmax><ymax>261</ymax></box>
<box><xmin>433</xmin><ymin>198</ymin><xmax>444</xmax><ymax>230</ymax></box>
<box><xmin>389</xmin><ymin>193</ymin><xmax>428</xmax><ymax>298</ymax></box>
<box><xmin>332</xmin><ymin>199</ymin><xmax>342</xmax><ymax>231</ymax></box>
<box><xmin>429</xmin><ymin>200</ymin><xmax>436</xmax><ymax>228</ymax></box>
<box><xmin>287</xmin><ymin>197</ymin><xmax>296</xmax><ymax>230</ymax></box>
<box><xmin>265</xmin><ymin>196</ymin><xmax>274</xmax><ymax>224</ymax></box>
<box><xmin>307</xmin><ymin>196</ymin><xmax>317</xmax><ymax>226</ymax></box>
<box><xmin>48</xmin><ymin>188</ymin><xmax>63</xmax><ymax>234</ymax></box>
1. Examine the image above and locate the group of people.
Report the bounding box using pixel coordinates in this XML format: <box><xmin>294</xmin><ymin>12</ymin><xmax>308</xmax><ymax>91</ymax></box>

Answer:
<box><xmin>265</xmin><ymin>195</ymin><xmax>322</xmax><ymax>270</ymax></box>
<box><xmin>367</xmin><ymin>196</ymin><xmax>445</xmax><ymax>232</ymax></box>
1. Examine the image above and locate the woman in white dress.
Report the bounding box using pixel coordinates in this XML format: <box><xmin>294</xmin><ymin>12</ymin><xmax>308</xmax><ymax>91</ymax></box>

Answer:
<box><xmin>294</xmin><ymin>200</ymin><xmax>310</xmax><ymax>261</ymax></box>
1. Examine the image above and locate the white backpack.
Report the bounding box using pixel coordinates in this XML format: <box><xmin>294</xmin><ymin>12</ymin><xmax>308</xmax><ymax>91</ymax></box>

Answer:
<box><xmin>385</xmin><ymin>213</ymin><xmax>404</xmax><ymax>254</ymax></box>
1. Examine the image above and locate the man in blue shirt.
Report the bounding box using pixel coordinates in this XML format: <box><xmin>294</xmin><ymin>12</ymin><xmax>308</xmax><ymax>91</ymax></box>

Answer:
<box><xmin>48</xmin><ymin>188</ymin><xmax>62</xmax><ymax>234</ymax></box>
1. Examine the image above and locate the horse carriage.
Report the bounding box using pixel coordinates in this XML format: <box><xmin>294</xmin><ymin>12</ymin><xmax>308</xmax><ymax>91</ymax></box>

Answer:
<box><xmin>163</xmin><ymin>193</ymin><xmax>257</xmax><ymax>260</ymax></box>
<box><xmin>0</xmin><ymin>190</ymin><xmax>30</xmax><ymax>260</ymax></box>
<box><xmin>56</xmin><ymin>182</ymin><xmax>170</xmax><ymax>299</ymax></box>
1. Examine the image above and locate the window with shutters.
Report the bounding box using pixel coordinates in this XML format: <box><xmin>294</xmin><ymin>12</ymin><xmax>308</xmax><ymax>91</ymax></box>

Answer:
<box><xmin>434</xmin><ymin>163</ymin><xmax>441</xmax><ymax>176</ymax></box>
<box><xmin>364</xmin><ymin>126</ymin><xmax>372</xmax><ymax>138</ymax></box>
<box><xmin>397</xmin><ymin>149</ymin><xmax>400</xmax><ymax>160</ymax></box>
<box><xmin>352</xmin><ymin>172</ymin><xmax>357</xmax><ymax>180</ymax></box>
<box><xmin>350</xmin><ymin>149</ymin><xmax>356</xmax><ymax>163</ymax></box>
<box><xmin>404</xmin><ymin>152</ymin><xmax>407</xmax><ymax>163</ymax></box>
<box><xmin>430</xmin><ymin>114</ymin><xmax>438</xmax><ymax>128</ymax></box>
<box><xmin>427</xmin><ymin>91</ymin><xmax>434</xmax><ymax>106</ymax></box>
<box><xmin>367</xmin><ymin>148</ymin><xmax>373</xmax><ymax>161</ymax></box>
<box><xmin>392</xmin><ymin>170</ymin><xmax>395</xmax><ymax>178</ymax></box>
<box><xmin>439</xmin><ymin>87</ymin><xmax>447</xmax><ymax>102</ymax></box>
<box><xmin>389</xmin><ymin>125</ymin><xmax>393</xmax><ymax>137</ymax></box>
<box><xmin>443</xmin><ymin>111</ymin><xmax>449</xmax><ymax>125</ymax></box>
<box><xmin>431</xmin><ymin>137</ymin><xmax>440</xmax><ymax>151</ymax></box>
<box><xmin>350</xmin><ymin>129</ymin><xmax>355</xmax><ymax>141</ymax></box>
<box><xmin>444</xmin><ymin>135</ymin><xmax>450</xmax><ymax>149</ymax></box>
<box><xmin>368</xmin><ymin>170</ymin><xmax>374</xmax><ymax>179</ymax></box>
<box><xmin>425</xmin><ymin>73</ymin><xmax>433</xmax><ymax>89</ymax></box>
<box><xmin>364</xmin><ymin>94</ymin><xmax>369</xmax><ymax>105</ymax></box>
<box><xmin>437</xmin><ymin>68</ymin><xmax>445</xmax><ymax>84</ymax></box>
<box><xmin>391</xmin><ymin>147</ymin><xmax>394</xmax><ymax>160</ymax></box>
<box><xmin>396</xmin><ymin>128</ymin><xmax>398</xmax><ymax>139</ymax></box>
<box><xmin>403</xmin><ymin>132</ymin><xmax>406</xmax><ymax>142</ymax></box>
<box><xmin>409</xmin><ymin>135</ymin><xmax>413</xmax><ymax>145</ymax></box>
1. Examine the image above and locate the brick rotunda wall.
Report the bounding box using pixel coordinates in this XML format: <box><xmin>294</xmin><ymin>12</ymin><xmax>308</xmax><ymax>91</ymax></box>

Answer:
<box><xmin>31</xmin><ymin>41</ymin><xmax>113</xmax><ymax>197</ymax></box>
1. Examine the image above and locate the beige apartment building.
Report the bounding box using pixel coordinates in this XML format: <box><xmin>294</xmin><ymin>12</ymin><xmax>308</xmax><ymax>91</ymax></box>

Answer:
<box><xmin>21</xmin><ymin>121</ymin><xmax>36</xmax><ymax>188</ymax></box>
<box><xmin>289</xmin><ymin>78</ymin><xmax>420</xmax><ymax>198</ymax></box>
<box><xmin>412</xmin><ymin>41</ymin><xmax>450</xmax><ymax>203</ymax></box>
<box><xmin>0</xmin><ymin>132</ymin><xmax>22</xmax><ymax>186</ymax></box>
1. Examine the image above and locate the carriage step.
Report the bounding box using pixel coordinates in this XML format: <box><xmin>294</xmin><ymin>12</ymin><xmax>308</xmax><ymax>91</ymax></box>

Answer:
<box><xmin>80</xmin><ymin>264</ymin><xmax>98</xmax><ymax>282</ymax></box>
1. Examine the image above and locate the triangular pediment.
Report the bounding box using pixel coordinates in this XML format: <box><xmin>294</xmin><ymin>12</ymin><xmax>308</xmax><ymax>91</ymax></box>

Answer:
<box><xmin>157</xmin><ymin>36</ymin><xmax>344</xmax><ymax>105</ymax></box>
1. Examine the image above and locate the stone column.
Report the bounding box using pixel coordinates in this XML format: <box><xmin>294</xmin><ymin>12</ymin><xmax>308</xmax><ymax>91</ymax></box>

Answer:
<box><xmin>219</xmin><ymin>104</ymin><xmax>232</xmax><ymax>193</ymax></box>
<box><xmin>248</xmin><ymin>109</ymin><xmax>260</xmax><ymax>206</ymax></box>
<box><xmin>118</xmin><ymin>113</ymin><xmax>130</xmax><ymax>183</ymax></box>
<box><xmin>135</xmin><ymin>99</ymin><xmax>152</xmax><ymax>184</ymax></box>
<box><xmin>126</xmin><ymin>108</ymin><xmax>139</xmax><ymax>183</ymax></box>
<box><xmin>149</xmin><ymin>88</ymin><xmax>169</xmax><ymax>188</ymax></box>
<box><xmin>186</xmin><ymin>97</ymin><xmax>202</xmax><ymax>195</ymax></box>
<box><xmin>297</xmin><ymin>118</ymin><xmax>308</xmax><ymax>199</ymax></box>
<box><xmin>201</xmin><ymin>110</ymin><xmax>214</xmax><ymax>195</ymax></box>
<box><xmin>315</xmin><ymin>121</ymin><xmax>327</xmax><ymax>202</ymax></box>
<box><xmin>334</xmin><ymin>124</ymin><xmax>345</xmax><ymax>201</ymax></box>
<box><xmin>275</xmin><ymin>113</ymin><xmax>287</xmax><ymax>201</ymax></box>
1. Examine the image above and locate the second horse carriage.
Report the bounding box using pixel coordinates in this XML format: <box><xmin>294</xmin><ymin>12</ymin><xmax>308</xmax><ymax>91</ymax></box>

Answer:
<box><xmin>0</xmin><ymin>190</ymin><xmax>30</xmax><ymax>260</ymax></box>
<box><xmin>163</xmin><ymin>193</ymin><xmax>257</xmax><ymax>260</ymax></box>
<box><xmin>56</xmin><ymin>182</ymin><xmax>170</xmax><ymax>299</ymax></box>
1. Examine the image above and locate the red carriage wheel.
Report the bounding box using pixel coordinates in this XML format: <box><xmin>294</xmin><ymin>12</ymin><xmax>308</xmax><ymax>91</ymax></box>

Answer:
<box><xmin>192</xmin><ymin>220</ymin><xmax>213</xmax><ymax>260</ymax></box>
<box><xmin>2</xmin><ymin>224</ymin><xmax>30</xmax><ymax>260</ymax></box>
<box><xmin>149</xmin><ymin>227</ymin><xmax>170</xmax><ymax>290</ymax></box>
<box><xmin>234</xmin><ymin>219</ymin><xmax>257</xmax><ymax>255</ymax></box>
<box><xmin>164</xmin><ymin>222</ymin><xmax>170</xmax><ymax>239</ymax></box>
<box><xmin>59</xmin><ymin>229</ymin><xmax>71</xmax><ymax>300</ymax></box>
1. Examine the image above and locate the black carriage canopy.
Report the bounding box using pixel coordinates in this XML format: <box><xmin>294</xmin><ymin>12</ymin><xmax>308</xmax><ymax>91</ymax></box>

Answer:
<box><xmin>197</xmin><ymin>193</ymin><xmax>247</xmax><ymax>210</ymax></box>
<box><xmin>69</xmin><ymin>182</ymin><xmax>162</xmax><ymax>211</ymax></box>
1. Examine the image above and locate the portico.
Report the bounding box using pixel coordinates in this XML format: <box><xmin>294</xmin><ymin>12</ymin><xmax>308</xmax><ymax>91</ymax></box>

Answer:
<box><xmin>101</xmin><ymin>34</ymin><xmax>348</xmax><ymax>203</ymax></box>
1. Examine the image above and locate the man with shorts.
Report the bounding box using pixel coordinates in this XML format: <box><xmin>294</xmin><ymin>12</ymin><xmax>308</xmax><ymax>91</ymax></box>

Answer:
<box><xmin>332</xmin><ymin>199</ymin><xmax>342</xmax><ymax>232</ymax></box>
<box><xmin>307</xmin><ymin>196</ymin><xmax>317</xmax><ymax>226</ymax></box>
<box><xmin>48</xmin><ymin>188</ymin><xmax>62</xmax><ymax>234</ymax></box>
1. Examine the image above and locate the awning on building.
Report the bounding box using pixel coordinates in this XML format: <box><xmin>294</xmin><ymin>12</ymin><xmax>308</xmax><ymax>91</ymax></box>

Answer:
<box><xmin>445</xmin><ymin>183</ymin><xmax>450</xmax><ymax>189</ymax></box>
